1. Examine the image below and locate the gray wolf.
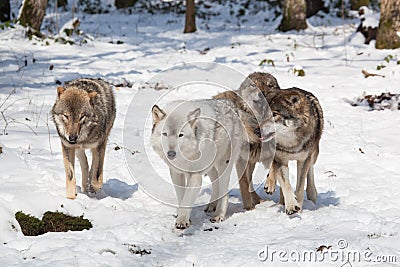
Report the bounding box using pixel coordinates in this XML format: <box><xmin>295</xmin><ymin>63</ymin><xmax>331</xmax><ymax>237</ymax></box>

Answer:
<box><xmin>51</xmin><ymin>78</ymin><xmax>116</xmax><ymax>199</ymax></box>
<box><xmin>252</xmin><ymin>87</ymin><xmax>323</xmax><ymax>214</ymax></box>
<box><xmin>213</xmin><ymin>72</ymin><xmax>280</xmax><ymax>210</ymax></box>
<box><xmin>151</xmin><ymin>99</ymin><xmax>244</xmax><ymax>229</ymax></box>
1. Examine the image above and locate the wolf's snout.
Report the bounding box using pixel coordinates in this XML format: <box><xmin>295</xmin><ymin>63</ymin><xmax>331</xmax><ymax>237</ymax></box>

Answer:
<box><xmin>167</xmin><ymin>150</ymin><xmax>177</xmax><ymax>160</ymax></box>
<box><xmin>68</xmin><ymin>135</ymin><xmax>78</xmax><ymax>144</ymax></box>
<box><xmin>254</xmin><ymin>128</ymin><xmax>261</xmax><ymax>138</ymax></box>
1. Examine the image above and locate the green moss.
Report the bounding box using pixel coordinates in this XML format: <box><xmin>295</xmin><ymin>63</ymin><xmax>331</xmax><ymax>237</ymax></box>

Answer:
<box><xmin>42</xmin><ymin>211</ymin><xmax>92</xmax><ymax>232</ymax></box>
<box><xmin>294</xmin><ymin>68</ymin><xmax>306</xmax><ymax>76</ymax></box>
<box><xmin>15</xmin><ymin>211</ymin><xmax>45</xmax><ymax>236</ymax></box>
<box><xmin>15</xmin><ymin>211</ymin><xmax>92</xmax><ymax>236</ymax></box>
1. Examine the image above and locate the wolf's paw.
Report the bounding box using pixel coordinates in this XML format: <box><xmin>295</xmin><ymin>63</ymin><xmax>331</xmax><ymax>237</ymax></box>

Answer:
<box><xmin>66</xmin><ymin>187</ymin><xmax>77</xmax><ymax>199</ymax></box>
<box><xmin>66</xmin><ymin>193</ymin><xmax>77</xmax><ymax>200</ymax></box>
<box><xmin>90</xmin><ymin>185</ymin><xmax>102</xmax><ymax>193</ymax></box>
<box><xmin>306</xmin><ymin>188</ymin><xmax>318</xmax><ymax>204</ymax></box>
<box><xmin>264</xmin><ymin>180</ymin><xmax>276</xmax><ymax>195</ymax></box>
<box><xmin>285</xmin><ymin>204</ymin><xmax>301</xmax><ymax>215</ymax></box>
<box><xmin>243</xmin><ymin>203</ymin><xmax>255</xmax><ymax>211</ymax></box>
<box><xmin>86</xmin><ymin>185</ymin><xmax>98</xmax><ymax>194</ymax></box>
<box><xmin>90</xmin><ymin>179</ymin><xmax>103</xmax><ymax>193</ymax></box>
<box><xmin>81</xmin><ymin>183</ymin><xmax>91</xmax><ymax>194</ymax></box>
<box><xmin>251</xmin><ymin>192</ymin><xmax>262</xmax><ymax>206</ymax></box>
<box><xmin>88</xmin><ymin>180</ymin><xmax>103</xmax><ymax>194</ymax></box>
<box><xmin>175</xmin><ymin>218</ymin><xmax>191</xmax><ymax>229</ymax></box>
<box><xmin>205</xmin><ymin>201</ymin><xmax>217</xmax><ymax>213</ymax></box>
<box><xmin>210</xmin><ymin>215</ymin><xmax>225</xmax><ymax>223</ymax></box>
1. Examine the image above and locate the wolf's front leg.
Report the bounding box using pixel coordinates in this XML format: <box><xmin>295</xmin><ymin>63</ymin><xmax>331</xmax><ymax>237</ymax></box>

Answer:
<box><xmin>246</xmin><ymin>161</ymin><xmax>262</xmax><ymax>207</ymax></box>
<box><xmin>236</xmin><ymin>157</ymin><xmax>255</xmax><ymax>210</ymax></box>
<box><xmin>205</xmin><ymin>167</ymin><xmax>218</xmax><ymax>213</ymax></box>
<box><xmin>295</xmin><ymin>157</ymin><xmax>312</xmax><ymax>209</ymax></box>
<box><xmin>170</xmin><ymin>169</ymin><xmax>185</xmax><ymax>207</ymax></box>
<box><xmin>61</xmin><ymin>143</ymin><xmax>76</xmax><ymax>199</ymax></box>
<box><xmin>271</xmin><ymin>160</ymin><xmax>300</xmax><ymax>215</ymax></box>
<box><xmin>264</xmin><ymin>171</ymin><xmax>277</xmax><ymax>195</ymax></box>
<box><xmin>175</xmin><ymin>173</ymin><xmax>202</xmax><ymax>229</ymax></box>
<box><xmin>211</xmin><ymin>160</ymin><xmax>233</xmax><ymax>223</ymax></box>
<box><xmin>306</xmin><ymin>149</ymin><xmax>319</xmax><ymax>204</ymax></box>
<box><xmin>306</xmin><ymin>164</ymin><xmax>318</xmax><ymax>204</ymax></box>
<box><xmin>76</xmin><ymin>149</ymin><xmax>89</xmax><ymax>193</ymax></box>
<box><xmin>89</xmin><ymin>140</ymin><xmax>107</xmax><ymax>193</ymax></box>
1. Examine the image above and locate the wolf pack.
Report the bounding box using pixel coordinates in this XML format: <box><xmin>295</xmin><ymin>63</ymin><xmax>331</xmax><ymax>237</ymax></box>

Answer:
<box><xmin>51</xmin><ymin>72</ymin><xmax>323</xmax><ymax>230</ymax></box>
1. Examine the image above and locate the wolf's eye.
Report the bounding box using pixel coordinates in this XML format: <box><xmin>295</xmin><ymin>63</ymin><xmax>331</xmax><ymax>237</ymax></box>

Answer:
<box><xmin>178</xmin><ymin>133</ymin><xmax>184</xmax><ymax>138</ymax></box>
<box><xmin>258</xmin><ymin>92</ymin><xmax>263</xmax><ymax>98</ymax></box>
<box><xmin>272</xmin><ymin>112</ymin><xmax>279</xmax><ymax>117</ymax></box>
<box><xmin>62</xmin><ymin>114</ymin><xmax>69</xmax><ymax>120</ymax></box>
<box><xmin>79</xmin><ymin>115</ymin><xmax>86</xmax><ymax>122</ymax></box>
<box><xmin>162</xmin><ymin>132</ymin><xmax>167</xmax><ymax>136</ymax></box>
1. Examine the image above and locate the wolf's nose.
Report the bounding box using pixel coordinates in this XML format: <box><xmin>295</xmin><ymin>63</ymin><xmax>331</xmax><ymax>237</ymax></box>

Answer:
<box><xmin>253</xmin><ymin>128</ymin><xmax>261</xmax><ymax>138</ymax></box>
<box><xmin>68</xmin><ymin>135</ymin><xmax>78</xmax><ymax>144</ymax></box>
<box><xmin>167</xmin><ymin>150</ymin><xmax>176</xmax><ymax>159</ymax></box>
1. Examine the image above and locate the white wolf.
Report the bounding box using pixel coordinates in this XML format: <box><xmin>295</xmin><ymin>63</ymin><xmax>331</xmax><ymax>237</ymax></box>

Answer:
<box><xmin>150</xmin><ymin>99</ymin><xmax>245</xmax><ymax>229</ymax></box>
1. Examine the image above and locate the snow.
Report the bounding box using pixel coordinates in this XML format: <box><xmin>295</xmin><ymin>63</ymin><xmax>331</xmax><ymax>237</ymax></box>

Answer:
<box><xmin>358</xmin><ymin>6</ymin><xmax>379</xmax><ymax>28</ymax></box>
<box><xmin>1</xmin><ymin>2</ymin><xmax>400</xmax><ymax>266</ymax></box>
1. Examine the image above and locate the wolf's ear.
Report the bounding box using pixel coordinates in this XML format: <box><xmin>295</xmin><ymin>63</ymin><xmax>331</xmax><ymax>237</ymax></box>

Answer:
<box><xmin>187</xmin><ymin>108</ymin><xmax>201</xmax><ymax>127</ymax></box>
<box><xmin>57</xmin><ymin>87</ymin><xmax>65</xmax><ymax>97</ymax></box>
<box><xmin>152</xmin><ymin>105</ymin><xmax>166</xmax><ymax>123</ymax></box>
<box><xmin>88</xmin><ymin>92</ymin><xmax>98</xmax><ymax>107</ymax></box>
<box><xmin>88</xmin><ymin>92</ymin><xmax>97</xmax><ymax>99</ymax></box>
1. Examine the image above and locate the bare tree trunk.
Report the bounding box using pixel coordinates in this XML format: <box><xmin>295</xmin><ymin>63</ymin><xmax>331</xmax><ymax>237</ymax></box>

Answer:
<box><xmin>279</xmin><ymin>0</ymin><xmax>307</xmax><ymax>32</ymax></box>
<box><xmin>184</xmin><ymin>0</ymin><xmax>196</xmax><ymax>33</ymax></box>
<box><xmin>0</xmin><ymin>0</ymin><xmax>11</xmax><ymax>22</ymax></box>
<box><xmin>376</xmin><ymin>0</ymin><xmax>400</xmax><ymax>49</ymax></box>
<box><xmin>306</xmin><ymin>0</ymin><xmax>325</xmax><ymax>18</ymax></box>
<box><xmin>57</xmin><ymin>0</ymin><xmax>68</xmax><ymax>10</ymax></box>
<box><xmin>350</xmin><ymin>0</ymin><xmax>370</xmax><ymax>10</ymax></box>
<box><xmin>115</xmin><ymin>0</ymin><xmax>137</xmax><ymax>9</ymax></box>
<box><xmin>19</xmin><ymin>0</ymin><xmax>48</xmax><ymax>31</ymax></box>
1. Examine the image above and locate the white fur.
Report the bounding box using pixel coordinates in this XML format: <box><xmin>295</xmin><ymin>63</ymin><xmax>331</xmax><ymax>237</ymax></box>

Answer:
<box><xmin>151</xmin><ymin>99</ymin><xmax>244</xmax><ymax>229</ymax></box>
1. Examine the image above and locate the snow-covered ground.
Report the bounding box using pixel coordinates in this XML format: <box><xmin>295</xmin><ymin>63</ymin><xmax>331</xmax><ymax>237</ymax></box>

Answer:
<box><xmin>1</xmin><ymin>2</ymin><xmax>400</xmax><ymax>266</ymax></box>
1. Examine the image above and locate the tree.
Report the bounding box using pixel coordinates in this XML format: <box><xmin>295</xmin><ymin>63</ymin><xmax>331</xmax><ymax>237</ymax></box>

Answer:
<box><xmin>0</xmin><ymin>0</ymin><xmax>11</xmax><ymax>22</ymax></box>
<box><xmin>184</xmin><ymin>0</ymin><xmax>196</xmax><ymax>33</ymax></box>
<box><xmin>19</xmin><ymin>0</ymin><xmax>48</xmax><ymax>31</ymax></box>
<box><xmin>279</xmin><ymin>0</ymin><xmax>307</xmax><ymax>32</ymax></box>
<box><xmin>57</xmin><ymin>0</ymin><xmax>68</xmax><ymax>10</ymax></box>
<box><xmin>306</xmin><ymin>0</ymin><xmax>328</xmax><ymax>18</ymax></box>
<box><xmin>376</xmin><ymin>0</ymin><xmax>400</xmax><ymax>49</ymax></box>
<box><xmin>350</xmin><ymin>0</ymin><xmax>370</xmax><ymax>10</ymax></box>
<box><xmin>115</xmin><ymin>0</ymin><xmax>137</xmax><ymax>9</ymax></box>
